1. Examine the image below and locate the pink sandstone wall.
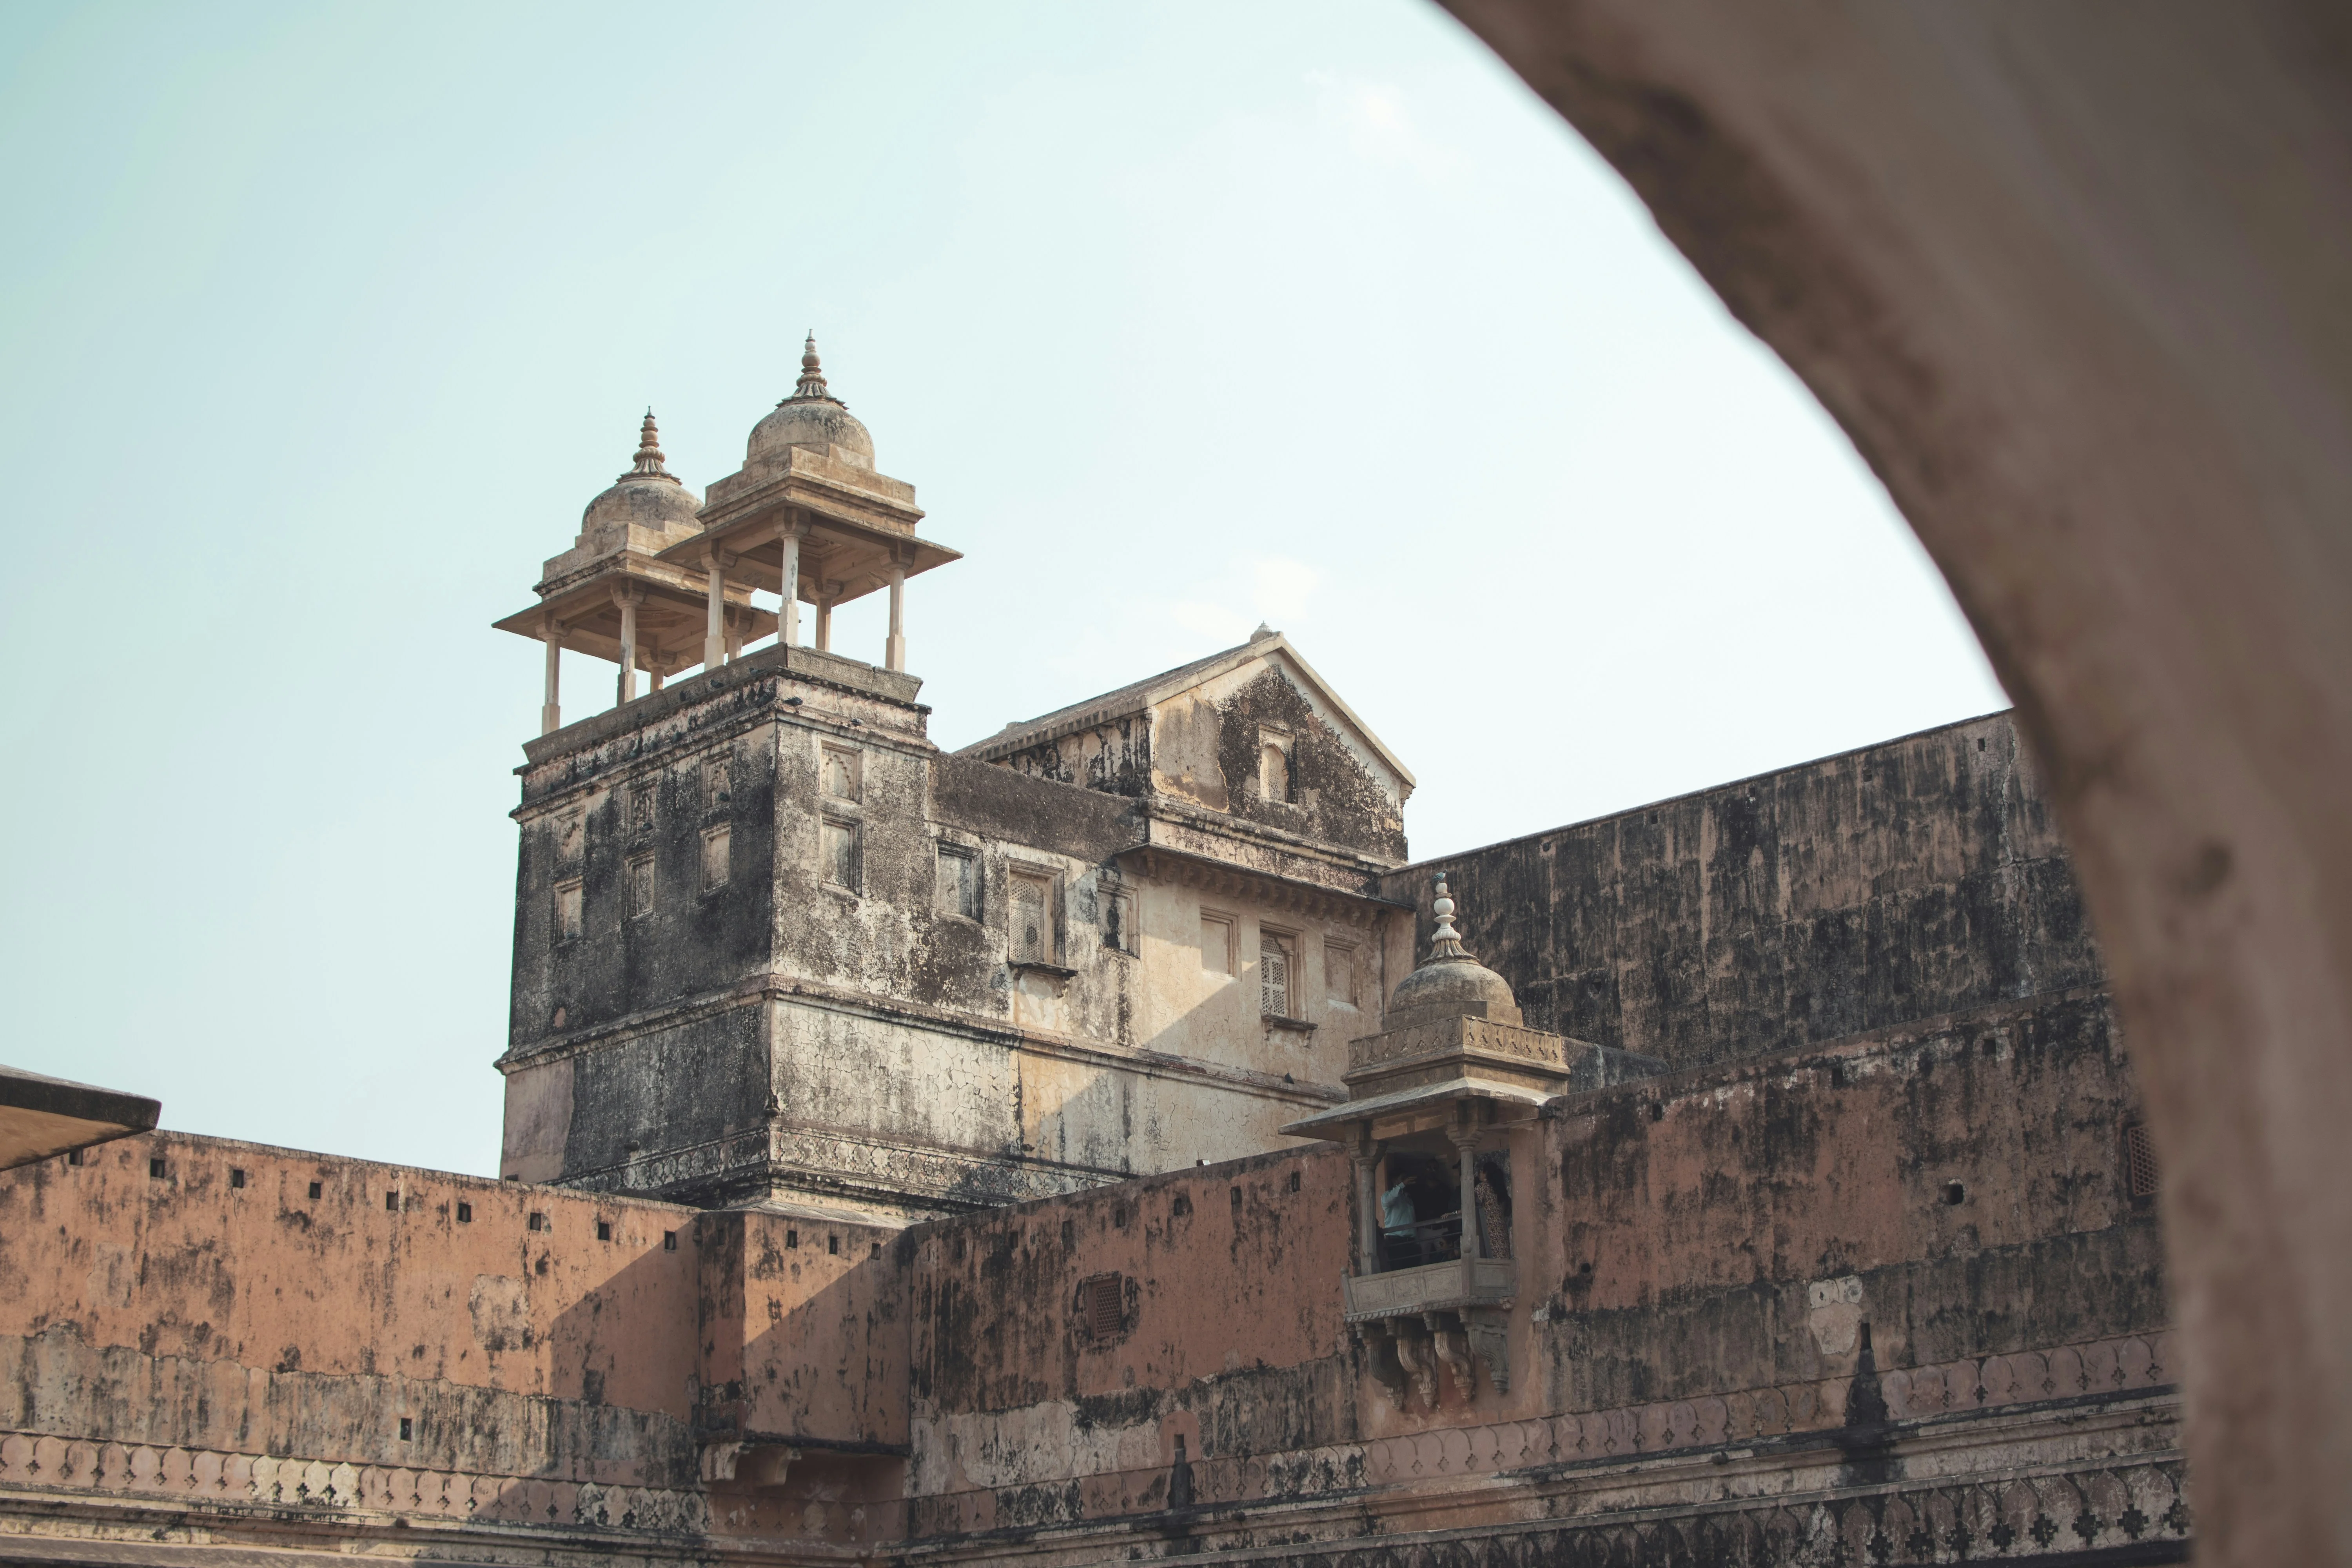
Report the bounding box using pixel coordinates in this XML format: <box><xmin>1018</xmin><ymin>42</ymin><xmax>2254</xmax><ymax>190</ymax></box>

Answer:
<box><xmin>0</xmin><ymin>1129</ymin><xmax>907</xmax><ymax>1505</ymax></box>
<box><xmin>894</xmin><ymin>997</ymin><xmax>2170</xmax><ymax>1546</ymax></box>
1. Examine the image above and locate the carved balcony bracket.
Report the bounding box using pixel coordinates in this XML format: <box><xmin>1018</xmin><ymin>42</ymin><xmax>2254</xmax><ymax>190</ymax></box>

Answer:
<box><xmin>1464</xmin><ymin>1307</ymin><xmax>1511</xmax><ymax>1394</ymax></box>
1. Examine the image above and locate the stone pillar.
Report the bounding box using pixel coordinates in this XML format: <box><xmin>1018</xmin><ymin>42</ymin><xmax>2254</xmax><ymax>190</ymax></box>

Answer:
<box><xmin>724</xmin><ymin>609</ymin><xmax>742</xmax><ymax>664</ymax></box>
<box><xmin>648</xmin><ymin>642</ymin><xmax>664</xmax><ymax>693</ymax></box>
<box><xmin>1452</xmin><ymin>1114</ymin><xmax>1481</xmax><ymax>1262</ymax></box>
<box><xmin>814</xmin><ymin>595</ymin><xmax>833</xmax><ymax>652</ymax></box>
<box><xmin>615</xmin><ymin>587</ymin><xmax>641</xmax><ymax>706</ymax></box>
<box><xmin>541</xmin><ymin>614</ymin><xmax>562</xmax><ymax>737</ymax></box>
<box><xmin>885</xmin><ymin>562</ymin><xmax>907</xmax><ymax>672</ymax></box>
<box><xmin>1353</xmin><ymin>1141</ymin><xmax>1381</xmax><ymax>1274</ymax></box>
<box><xmin>777</xmin><ymin>528</ymin><xmax>802</xmax><ymax>649</ymax></box>
<box><xmin>704</xmin><ymin>552</ymin><xmax>728</xmax><ymax>670</ymax></box>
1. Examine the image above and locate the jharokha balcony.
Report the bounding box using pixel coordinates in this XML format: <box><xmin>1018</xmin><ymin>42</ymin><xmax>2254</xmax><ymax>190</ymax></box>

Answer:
<box><xmin>1285</xmin><ymin>875</ymin><xmax>1577</xmax><ymax>1409</ymax></box>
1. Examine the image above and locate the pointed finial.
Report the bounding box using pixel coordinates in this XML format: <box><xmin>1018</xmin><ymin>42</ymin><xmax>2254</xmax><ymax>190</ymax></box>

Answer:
<box><xmin>791</xmin><ymin>331</ymin><xmax>831</xmax><ymax>401</ymax></box>
<box><xmin>1250</xmin><ymin>622</ymin><xmax>1277</xmax><ymax>642</ymax></box>
<box><xmin>624</xmin><ymin>409</ymin><xmax>677</xmax><ymax>482</ymax></box>
<box><xmin>1429</xmin><ymin>873</ymin><xmax>1467</xmax><ymax>959</ymax></box>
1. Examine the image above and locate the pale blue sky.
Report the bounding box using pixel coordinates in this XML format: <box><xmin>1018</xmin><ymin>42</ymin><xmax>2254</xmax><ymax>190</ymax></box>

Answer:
<box><xmin>0</xmin><ymin>2</ymin><xmax>2002</xmax><ymax>1174</ymax></box>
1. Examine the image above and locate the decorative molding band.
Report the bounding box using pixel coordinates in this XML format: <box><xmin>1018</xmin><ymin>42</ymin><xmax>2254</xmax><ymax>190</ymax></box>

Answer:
<box><xmin>1118</xmin><ymin>844</ymin><xmax>1396</xmax><ymax>926</ymax></box>
<box><xmin>0</xmin><ymin>1435</ymin><xmax>707</xmax><ymax>1536</ymax></box>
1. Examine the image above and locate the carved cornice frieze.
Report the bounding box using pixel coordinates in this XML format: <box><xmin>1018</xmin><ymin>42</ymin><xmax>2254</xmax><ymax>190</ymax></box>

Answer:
<box><xmin>0</xmin><ymin>1433</ymin><xmax>708</xmax><ymax>1534</ymax></box>
<box><xmin>1346</xmin><ymin>1018</ymin><xmax>1572</xmax><ymax>1077</ymax></box>
<box><xmin>1118</xmin><ymin>844</ymin><xmax>1400</xmax><ymax>927</ymax></box>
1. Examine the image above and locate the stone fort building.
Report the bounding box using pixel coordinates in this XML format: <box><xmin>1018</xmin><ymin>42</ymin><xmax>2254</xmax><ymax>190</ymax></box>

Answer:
<box><xmin>0</xmin><ymin>347</ymin><xmax>2182</xmax><ymax>1566</ymax></box>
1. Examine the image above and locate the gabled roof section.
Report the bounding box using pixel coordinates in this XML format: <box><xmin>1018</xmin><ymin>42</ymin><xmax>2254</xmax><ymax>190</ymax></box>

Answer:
<box><xmin>956</xmin><ymin>631</ymin><xmax>1416</xmax><ymax>790</ymax></box>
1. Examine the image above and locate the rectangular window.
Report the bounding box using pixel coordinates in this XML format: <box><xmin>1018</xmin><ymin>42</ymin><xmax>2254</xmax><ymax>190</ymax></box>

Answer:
<box><xmin>528</xmin><ymin>1211</ymin><xmax>546</xmax><ymax>1232</ymax></box>
<box><xmin>1200</xmin><ymin>913</ymin><xmax>1235</xmax><ymax>975</ymax></box>
<box><xmin>702</xmin><ymin>750</ymin><xmax>732</xmax><ymax>812</ymax></box>
<box><xmin>1325</xmin><ymin>939</ymin><xmax>1358</xmax><ymax>1007</ymax></box>
<box><xmin>626</xmin><ymin>853</ymin><xmax>655</xmax><ymax>919</ymax></box>
<box><xmin>229</xmin><ymin>1167</ymin><xmax>246</xmax><ymax>1189</ymax></box>
<box><xmin>663</xmin><ymin>1230</ymin><xmax>677</xmax><ymax>1252</ymax></box>
<box><xmin>149</xmin><ymin>1157</ymin><xmax>165</xmax><ymax>1180</ymax></box>
<box><xmin>385</xmin><ymin>1191</ymin><xmax>401</xmax><ymax>1212</ymax></box>
<box><xmin>456</xmin><ymin>1201</ymin><xmax>472</xmax><ymax>1223</ymax></box>
<box><xmin>2123</xmin><ymin>1121</ymin><xmax>2160</xmax><ymax>1200</ymax></box>
<box><xmin>822</xmin><ymin>818</ymin><xmax>861</xmax><ymax>891</ymax></box>
<box><xmin>1011</xmin><ymin>871</ymin><xmax>1054</xmax><ymax>963</ymax></box>
<box><xmin>1260</xmin><ymin>931</ymin><xmax>1295</xmax><ymax>1017</ymax></box>
<box><xmin>596</xmin><ymin>1219</ymin><xmax>612</xmax><ymax>1242</ymax></box>
<box><xmin>554</xmin><ymin>878</ymin><xmax>584</xmax><ymax>942</ymax></box>
<box><xmin>555</xmin><ymin>806</ymin><xmax>585</xmax><ymax>868</ymax></box>
<box><xmin>1079</xmin><ymin>1272</ymin><xmax>1125</xmax><ymax>1338</ymax></box>
<box><xmin>701</xmin><ymin>826</ymin><xmax>731</xmax><ymax>894</ymax></box>
<box><xmin>1104</xmin><ymin>888</ymin><xmax>1137</xmax><ymax>955</ymax></box>
<box><xmin>821</xmin><ymin>745</ymin><xmax>862</xmax><ymax>802</ymax></box>
<box><xmin>308</xmin><ymin>1181</ymin><xmax>323</xmax><ymax>1200</ymax></box>
<box><xmin>937</xmin><ymin>845</ymin><xmax>980</xmax><ymax>920</ymax></box>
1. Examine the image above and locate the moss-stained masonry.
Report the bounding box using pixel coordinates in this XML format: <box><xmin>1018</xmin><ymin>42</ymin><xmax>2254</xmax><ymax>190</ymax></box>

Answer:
<box><xmin>1387</xmin><ymin>712</ymin><xmax>2098</xmax><ymax>1070</ymax></box>
<box><xmin>0</xmin><ymin>700</ymin><xmax>2179</xmax><ymax>1566</ymax></box>
<box><xmin>497</xmin><ymin>634</ymin><xmax>1416</xmax><ymax>1222</ymax></box>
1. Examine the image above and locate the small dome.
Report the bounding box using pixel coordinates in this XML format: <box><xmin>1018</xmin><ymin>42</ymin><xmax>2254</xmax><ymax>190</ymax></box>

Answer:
<box><xmin>581</xmin><ymin>412</ymin><xmax>701</xmax><ymax>543</ymax></box>
<box><xmin>1386</xmin><ymin>954</ymin><xmax>1523</xmax><ymax>1028</ymax></box>
<box><xmin>748</xmin><ymin>334</ymin><xmax>874</xmax><ymax>469</ymax></box>
<box><xmin>1384</xmin><ymin>875</ymin><xmax>1524</xmax><ymax>1028</ymax></box>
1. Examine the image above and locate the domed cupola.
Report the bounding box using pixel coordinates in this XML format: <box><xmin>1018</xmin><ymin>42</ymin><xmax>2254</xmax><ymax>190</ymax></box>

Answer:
<box><xmin>746</xmin><ymin>334</ymin><xmax>875</xmax><ymax>470</ymax></box>
<box><xmin>578</xmin><ymin>411</ymin><xmax>704</xmax><ymax>555</ymax></box>
<box><xmin>1381</xmin><ymin>876</ymin><xmax>1524</xmax><ymax>1030</ymax></box>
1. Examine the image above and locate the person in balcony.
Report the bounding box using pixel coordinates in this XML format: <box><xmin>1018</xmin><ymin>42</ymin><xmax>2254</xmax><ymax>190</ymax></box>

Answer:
<box><xmin>1381</xmin><ymin>1176</ymin><xmax>1419</xmax><ymax>1269</ymax></box>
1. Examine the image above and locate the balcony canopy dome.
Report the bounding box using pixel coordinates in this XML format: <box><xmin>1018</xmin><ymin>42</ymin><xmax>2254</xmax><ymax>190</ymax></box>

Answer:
<box><xmin>581</xmin><ymin>412</ymin><xmax>702</xmax><ymax>543</ymax></box>
<box><xmin>748</xmin><ymin>334</ymin><xmax>874</xmax><ymax>469</ymax></box>
<box><xmin>1384</xmin><ymin>876</ymin><xmax>1524</xmax><ymax>1029</ymax></box>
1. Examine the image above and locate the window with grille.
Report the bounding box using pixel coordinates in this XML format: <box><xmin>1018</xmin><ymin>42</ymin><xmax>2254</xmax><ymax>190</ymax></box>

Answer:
<box><xmin>1078</xmin><ymin>1272</ymin><xmax>1125</xmax><ymax>1338</ymax></box>
<box><xmin>1011</xmin><ymin>873</ymin><xmax>1052</xmax><ymax>963</ymax></box>
<box><xmin>822</xmin><ymin>818</ymin><xmax>860</xmax><ymax>891</ymax></box>
<box><xmin>1261</xmin><ymin>932</ymin><xmax>1294</xmax><ymax>1017</ymax></box>
<box><xmin>554</xmin><ymin>879</ymin><xmax>583</xmax><ymax>942</ymax></box>
<box><xmin>2123</xmin><ymin>1122</ymin><xmax>2160</xmax><ymax>1200</ymax></box>
<box><xmin>628</xmin><ymin>781</ymin><xmax>657</xmax><ymax>838</ymax></box>
<box><xmin>626</xmin><ymin>853</ymin><xmax>655</xmax><ymax>919</ymax></box>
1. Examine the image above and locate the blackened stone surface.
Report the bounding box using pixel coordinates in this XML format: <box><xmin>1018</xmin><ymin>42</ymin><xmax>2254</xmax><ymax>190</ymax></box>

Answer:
<box><xmin>1385</xmin><ymin>712</ymin><xmax>2098</xmax><ymax>1069</ymax></box>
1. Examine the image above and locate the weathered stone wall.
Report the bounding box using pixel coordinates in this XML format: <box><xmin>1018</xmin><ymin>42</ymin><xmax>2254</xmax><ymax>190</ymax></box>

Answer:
<box><xmin>1387</xmin><ymin>711</ymin><xmax>2098</xmax><ymax>1069</ymax></box>
<box><xmin>0</xmin><ymin>1131</ymin><xmax>706</xmax><ymax>1488</ymax></box>
<box><xmin>1196</xmin><ymin>666</ymin><xmax>1408</xmax><ymax>860</ymax></box>
<box><xmin>904</xmin><ymin>1145</ymin><xmax>1358</xmax><ymax>1499</ymax></box>
<box><xmin>879</xmin><ymin>998</ymin><xmax>2175</xmax><ymax>1563</ymax></box>
<box><xmin>990</xmin><ymin>651</ymin><xmax>1410</xmax><ymax>862</ymax></box>
<box><xmin>1526</xmin><ymin>990</ymin><xmax>2164</xmax><ymax>1417</ymax></box>
<box><xmin>0</xmin><ymin>1131</ymin><xmax>911</xmax><ymax>1486</ymax></box>
<box><xmin>498</xmin><ymin>652</ymin><xmax>1388</xmax><ymax>1218</ymax></box>
<box><xmin>0</xmin><ymin>987</ymin><xmax>2175</xmax><ymax>1565</ymax></box>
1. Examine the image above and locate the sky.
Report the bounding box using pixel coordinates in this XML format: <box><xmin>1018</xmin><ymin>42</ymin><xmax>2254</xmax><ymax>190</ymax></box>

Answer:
<box><xmin>0</xmin><ymin>2</ymin><xmax>2004</xmax><ymax>1176</ymax></box>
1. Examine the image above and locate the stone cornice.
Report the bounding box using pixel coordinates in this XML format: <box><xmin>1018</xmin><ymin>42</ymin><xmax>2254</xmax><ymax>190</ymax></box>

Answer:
<box><xmin>497</xmin><ymin>971</ymin><xmax>1345</xmax><ymax>1111</ymax></box>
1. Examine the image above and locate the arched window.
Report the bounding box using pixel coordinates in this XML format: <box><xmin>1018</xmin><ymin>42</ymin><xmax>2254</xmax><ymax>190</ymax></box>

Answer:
<box><xmin>1260</xmin><ymin>741</ymin><xmax>1291</xmax><ymax>803</ymax></box>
